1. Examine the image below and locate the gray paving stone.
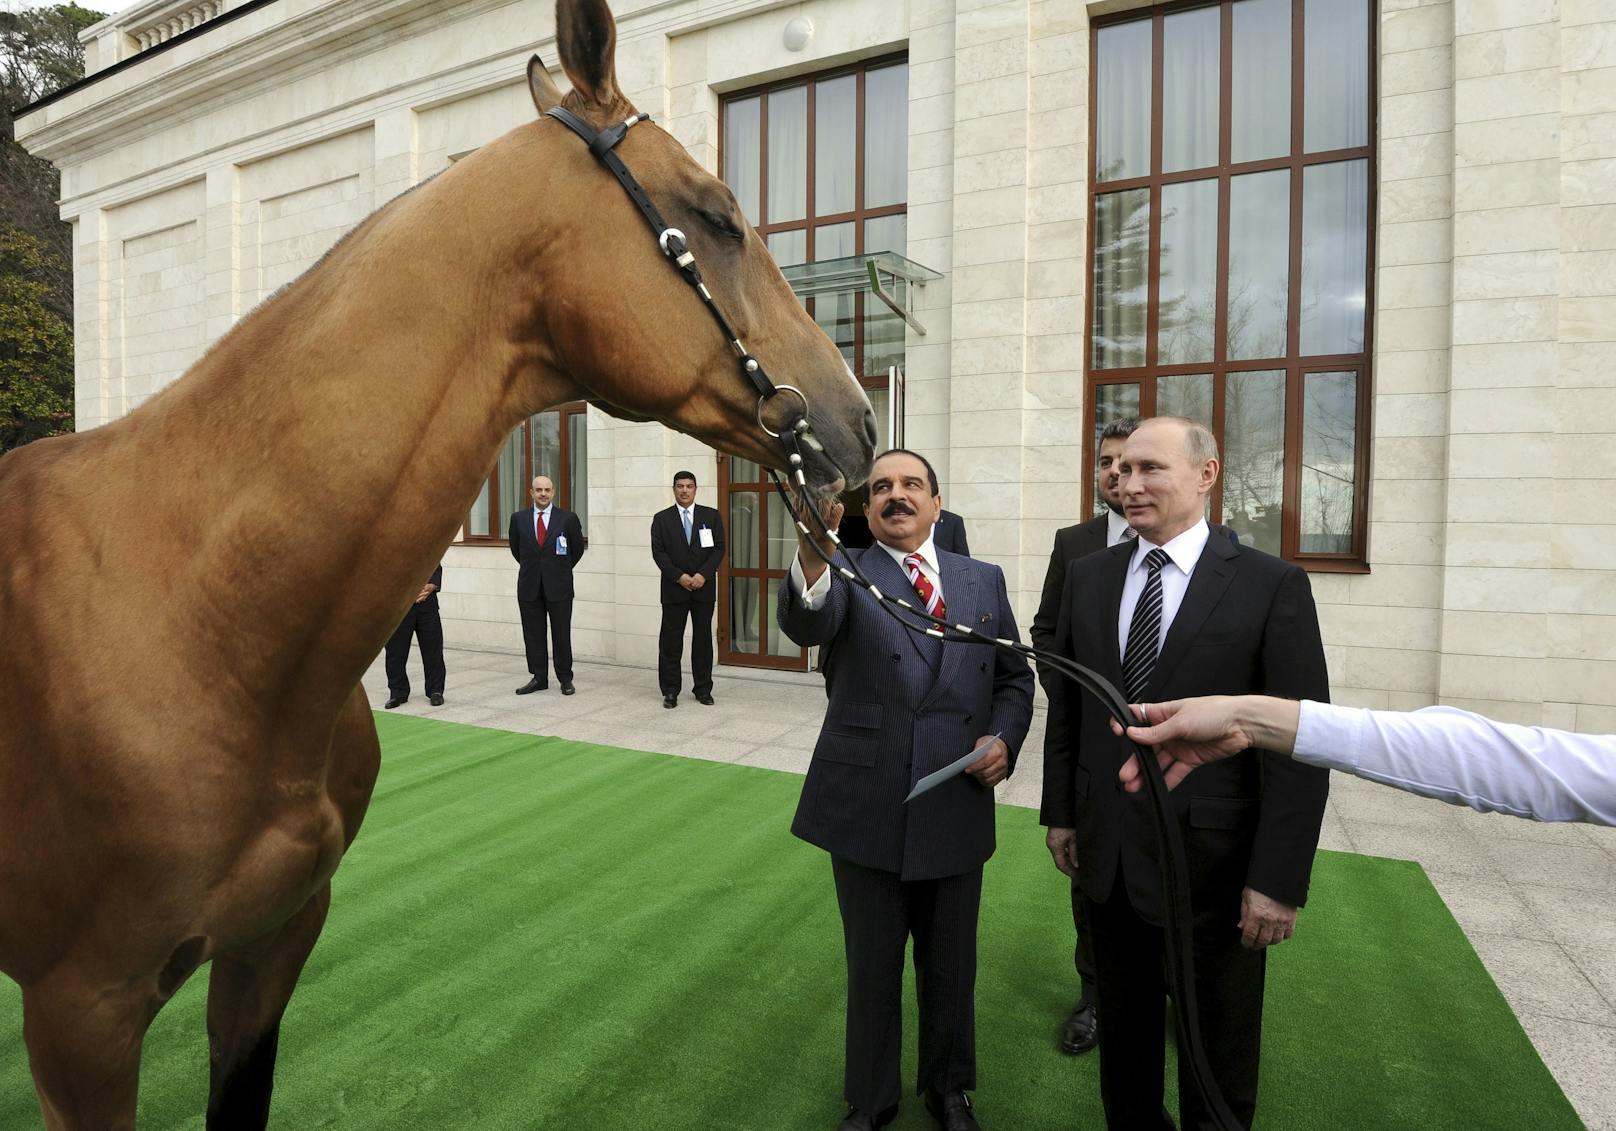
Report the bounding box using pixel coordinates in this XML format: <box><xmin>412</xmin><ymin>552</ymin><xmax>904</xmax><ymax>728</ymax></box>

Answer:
<box><xmin>1467</xmin><ymin>935</ymin><xmax>1613</xmax><ymax>1027</ymax></box>
<box><xmin>1516</xmin><ymin>1013</ymin><xmax>1616</xmax><ymax>1131</ymax></box>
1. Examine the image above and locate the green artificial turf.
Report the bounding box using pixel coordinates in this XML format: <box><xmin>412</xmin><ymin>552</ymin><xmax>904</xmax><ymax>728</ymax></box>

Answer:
<box><xmin>0</xmin><ymin>714</ymin><xmax>1583</xmax><ymax>1129</ymax></box>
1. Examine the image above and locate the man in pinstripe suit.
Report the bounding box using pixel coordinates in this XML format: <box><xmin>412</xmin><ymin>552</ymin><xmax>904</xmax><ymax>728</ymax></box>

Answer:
<box><xmin>779</xmin><ymin>450</ymin><xmax>1034</xmax><ymax>1131</ymax></box>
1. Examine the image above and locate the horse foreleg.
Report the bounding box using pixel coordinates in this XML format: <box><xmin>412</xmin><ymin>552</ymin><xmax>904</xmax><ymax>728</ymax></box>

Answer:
<box><xmin>204</xmin><ymin>883</ymin><xmax>331</xmax><ymax>1130</ymax></box>
<box><xmin>22</xmin><ymin>974</ymin><xmax>156</xmax><ymax>1131</ymax></box>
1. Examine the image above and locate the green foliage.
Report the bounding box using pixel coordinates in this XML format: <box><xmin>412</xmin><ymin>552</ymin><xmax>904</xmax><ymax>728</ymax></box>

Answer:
<box><xmin>1</xmin><ymin>3</ymin><xmax>105</xmax><ymax>450</ymax></box>
<box><xmin>0</xmin><ymin>224</ymin><xmax>73</xmax><ymax>451</ymax></box>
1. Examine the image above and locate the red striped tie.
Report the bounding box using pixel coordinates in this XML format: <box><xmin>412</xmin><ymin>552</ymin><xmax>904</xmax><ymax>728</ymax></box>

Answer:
<box><xmin>904</xmin><ymin>553</ymin><xmax>946</xmax><ymax>620</ymax></box>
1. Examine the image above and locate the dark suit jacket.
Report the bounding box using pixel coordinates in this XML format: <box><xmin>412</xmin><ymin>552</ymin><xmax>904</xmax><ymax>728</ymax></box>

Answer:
<box><xmin>1039</xmin><ymin>532</ymin><xmax>1330</xmax><ymax>923</ymax></box>
<box><xmin>650</xmin><ymin>504</ymin><xmax>725</xmax><ymax>606</ymax></box>
<box><xmin>508</xmin><ymin>506</ymin><xmax>585</xmax><ymax>603</ymax></box>
<box><xmin>779</xmin><ymin>546</ymin><xmax>1035</xmax><ymax>881</ymax></box>
<box><xmin>1030</xmin><ymin>514</ymin><xmax>1242</xmax><ymax>698</ymax></box>
<box><xmin>932</xmin><ymin>509</ymin><xmax>971</xmax><ymax>557</ymax></box>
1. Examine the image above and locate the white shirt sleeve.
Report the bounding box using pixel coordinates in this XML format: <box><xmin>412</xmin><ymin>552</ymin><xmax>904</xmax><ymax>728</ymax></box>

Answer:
<box><xmin>1293</xmin><ymin>701</ymin><xmax>1616</xmax><ymax>826</ymax></box>
<box><xmin>788</xmin><ymin>551</ymin><xmax>834</xmax><ymax>611</ymax></box>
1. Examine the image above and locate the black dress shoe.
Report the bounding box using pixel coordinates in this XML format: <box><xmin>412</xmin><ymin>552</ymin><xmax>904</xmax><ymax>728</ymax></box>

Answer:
<box><xmin>560</xmin><ymin>682</ymin><xmax>575</xmax><ymax>696</ymax></box>
<box><xmin>384</xmin><ymin>695</ymin><xmax>408</xmax><ymax>710</ymax></box>
<box><xmin>516</xmin><ymin>677</ymin><xmax>547</xmax><ymax>695</ymax></box>
<box><xmin>696</xmin><ymin>692</ymin><xmax>715</xmax><ymax>705</ymax></box>
<box><xmin>924</xmin><ymin>1090</ymin><xmax>981</xmax><ymax>1131</ymax></box>
<box><xmin>428</xmin><ymin>693</ymin><xmax>444</xmax><ymax>707</ymax></box>
<box><xmin>836</xmin><ymin>1104</ymin><xmax>899</xmax><ymax>1131</ymax></box>
<box><xmin>663</xmin><ymin>694</ymin><xmax>678</xmax><ymax>709</ymax></box>
<box><xmin>1061</xmin><ymin>1000</ymin><xmax>1099</xmax><ymax>1055</ymax></box>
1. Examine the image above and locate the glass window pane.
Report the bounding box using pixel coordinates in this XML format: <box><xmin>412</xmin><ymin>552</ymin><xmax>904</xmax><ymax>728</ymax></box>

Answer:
<box><xmin>767</xmin><ymin>86</ymin><xmax>808</xmax><ymax>224</ymax></box>
<box><xmin>767</xmin><ymin>228</ymin><xmax>806</xmax><ymax>267</ymax></box>
<box><xmin>497</xmin><ymin>426</ymin><xmax>525</xmax><ymax>528</ymax></box>
<box><xmin>1096</xmin><ymin>20</ymin><xmax>1152</xmax><ymax>180</ymax></box>
<box><xmin>529</xmin><ymin>411</ymin><xmax>561</xmax><ymax>484</ymax></box>
<box><xmin>767</xmin><ymin>496</ymin><xmax>798</xmax><ymax>569</ymax></box>
<box><xmin>1093</xmin><ymin>383</ymin><xmax>1141</xmax><ymax>473</ymax></box>
<box><xmin>1227</xmin><ymin>169</ymin><xmax>1290</xmax><ymax>360</ymax></box>
<box><xmin>567</xmin><ymin>410</ymin><xmax>588</xmax><ymax>534</ymax></box>
<box><xmin>1232</xmin><ymin>0</ymin><xmax>1291</xmax><ymax>163</ymax></box>
<box><xmin>1301</xmin><ymin>159</ymin><xmax>1368</xmax><ymax>356</ymax></box>
<box><xmin>1300</xmin><ymin>370</ymin><xmax>1357</xmax><ymax>553</ymax></box>
<box><xmin>729</xmin><ymin>492</ymin><xmax>759</xmax><ymax>570</ymax></box>
<box><xmin>724</xmin><ymin>96</ymin><xmax>761</xmax><ymax>226</ymax></box>
<box><xmin>1221</xmin><ymin>369</ymin><xmax>1286</xmax><ymax>556</ymax></box>
<box><xmin>864</xmin><ymin>64</ymin><xmax>909</xmax><ymax>209</ymax></box>
<box><xmin>1092</xmin><ymin>189</ymin><xmax>1151</xmax><ymax>369</ymax></box>
<box><xmin>815</xmin><ymin>220</ymin><xmax>856</xmax><ymax>261</ymax></box>
<box><xmin>816</xmin><ymin>75</ymin><xmax>857</xmax><ymax>216</ymax></box>
<box><xmin>1158</xmin><ymin>178</ymin><xmax>1218</xmax><ymax>365</ymax></box>
<box><xmin>864</xmin><ymin>214</ymin><xmax>906</xmax><ymax>256</ymax></box>
<box><xmin>867</xmin><ymin>384</ymin><xmax>892</xmax><ymax>449</ymax></box>
<box><xmin>1157</xmin><ymin>373</ymin><xmax>1214</xmax><ymax>430</ymax></box>
<box><xmin>1305</xmin><ymin>0</ymin><xmax>1369</xmax><ymax>152</ymax></box>
<box><xmin>814</xmin><ymin>290</ymin><xmax>856</xmax><ymax>374</ymax></box>
<box><xmin>765</xmin><ymin>578</ymin><xmax>802</xmax><ymax>657</ymax></box>
<box><xmin>1163</xmin><ymin>6</ymin><xmax>1220</xmax><ymax>173</ymax></box>
<box><xmin>729</xmin><ymin>576</ymin><xmax>759</xmax><ymax>653</ymax></box>
<box><xmin>469</xmin><ymin>479</ymin><xmax>491</xmax><ymax>537</ymax></box>
<box><xmin>731</xmin><ymin>455</ymin><xmax>760</xmax><ymax>483</ymax></box>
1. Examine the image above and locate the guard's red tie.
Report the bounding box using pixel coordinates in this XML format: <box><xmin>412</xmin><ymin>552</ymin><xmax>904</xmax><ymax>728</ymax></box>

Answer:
<box><xmin>536</xmin><ymin>511</ymin><xmax>548</xmax><ymax>546</ymax></box>
<box><xmin>904</xmin><ymin>553</ymin><xmax>946</xmax><ymax>621</ymax></box>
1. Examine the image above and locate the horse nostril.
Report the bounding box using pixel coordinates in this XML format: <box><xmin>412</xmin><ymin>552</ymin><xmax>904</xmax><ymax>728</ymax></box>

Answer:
<box><xmin>862</xmin><ymin>408</ymin><xmax>878</xmax><ymax>449</ymax></box>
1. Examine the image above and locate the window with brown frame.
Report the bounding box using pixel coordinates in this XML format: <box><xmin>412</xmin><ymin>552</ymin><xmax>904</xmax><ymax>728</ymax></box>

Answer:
<box><xmin>1087</xmin><ymin>0</ymin><xmax>1374</xmax><ymax>569</ymax></box>
<box><xmin>717</xmin><ymin>56</ymin><xmax>909</xmax><ymax>668</ymax></box>
<box><xmin>460</xmin><ymin>402</ymin><xmax>589</xmax><ymax>543</ymax></box>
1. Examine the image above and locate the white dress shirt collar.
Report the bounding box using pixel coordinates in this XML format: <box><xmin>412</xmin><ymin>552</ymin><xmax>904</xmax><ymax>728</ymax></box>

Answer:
<box><xmin>1131</xmin><ymin>518</ymin><xmax>1210</xmax><ymax>578</ymax></box>
<box><xmin>878</xmin><ymin>535</ymin><xmax>940</xmax><ymax>576</ymax></box>
<box><xmin>1105</xmin><ymin>508</ymin><xmax>1132</xmax><ymax>547</ymax></box>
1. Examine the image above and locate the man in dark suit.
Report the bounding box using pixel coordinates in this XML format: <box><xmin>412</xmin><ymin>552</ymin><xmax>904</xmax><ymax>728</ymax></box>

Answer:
<box><xmin>650</xmin><ymin>470</ymin><xmax>725</xmax><ymax>708</ymax></box>
<box><xmin>1040</xmin><ymin>417</ymin><xmax>1329</xmax><ymax>1131</ymax></box>
<box><xmin>1028</xmin><ymin>415</ymin><xmax>1137</xmax><ymax>1055</ymax></box>
<box><xmin>780</xmin><ymin>449</ymin><xmax>1034</xmax><ymax>1131</ymax></box>
<box><xmin>383</xmin><ymin>563</ymin><xmax>445</xmax><ymax>709</ymax></box>
<box><xmin>509</xmin><ymin>474</ymin><xmax>585</xmax><ymax>696</ymax></box>
<box><xmin>932</xmin><ymin>508</ymin><xmax>971</xmax><ymax>556</ymax></box>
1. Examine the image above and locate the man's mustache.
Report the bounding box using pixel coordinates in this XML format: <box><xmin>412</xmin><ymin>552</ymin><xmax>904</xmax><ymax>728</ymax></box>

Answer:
<box><xmin>881</xmin><ymin>501</ymin><xmax>916</xmax><ymax>518</ymax></box>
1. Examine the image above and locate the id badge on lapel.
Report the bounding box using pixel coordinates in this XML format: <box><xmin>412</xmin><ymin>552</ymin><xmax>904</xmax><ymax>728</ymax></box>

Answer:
<box><xmin>698</xmin><ymin>526</ymin><xmax>714</xmax><ymax>548</ymax></box>
<box><xmin>555</xmin><ymin>535</ymin><xmax>568</xmax><ymax>557</ymax></box>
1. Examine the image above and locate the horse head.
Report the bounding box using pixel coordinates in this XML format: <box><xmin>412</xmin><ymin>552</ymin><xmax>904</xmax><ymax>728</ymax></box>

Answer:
<box><xmin>524</xmin><ymin>0</ymin><xmax>878</xmax><ymax>493</ymax></box>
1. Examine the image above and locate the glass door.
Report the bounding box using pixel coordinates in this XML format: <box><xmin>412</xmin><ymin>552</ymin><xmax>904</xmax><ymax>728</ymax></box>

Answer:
<box><xmin>716</xmin><ymin>454</ymin><xmax>808</xmax><ymax>670</ymax></box>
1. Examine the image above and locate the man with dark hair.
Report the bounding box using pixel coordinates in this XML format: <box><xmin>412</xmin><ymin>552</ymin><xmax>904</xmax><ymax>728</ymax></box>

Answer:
<box><xmin>651</xmin><ymin>470</ymin><xmax>726</xmax><ymax>708</ymax></box>
<box><xmin>1028</xmin><ymin>415</ymin><xmax>1138</xmax><ymax>1054</ymax></box>
<box><xmin>510</xmin><ymin>475</ymin><xmax>586</xmax><ymax>696</ymax></box>
<box><xmin>1041</xmin><ymin>417</ymin><xmax>1330</xmax><ymax>1130</ymax></box>
<box><xmin>781</xmin><ymin>449</ymin><xmax>1034</xmax><ymax>1131</ymax></box>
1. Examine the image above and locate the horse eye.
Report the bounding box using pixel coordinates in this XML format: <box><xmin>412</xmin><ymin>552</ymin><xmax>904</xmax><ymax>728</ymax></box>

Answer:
<box><xmin>700</xmin><ymin>209</ymin><xmax>744</xmax><ymax>241</ymax></box>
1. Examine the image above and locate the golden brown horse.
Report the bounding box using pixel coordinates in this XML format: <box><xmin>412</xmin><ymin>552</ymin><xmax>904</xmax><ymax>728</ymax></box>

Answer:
<box><xmin>0</xmin><ymin>2</ymin><xmax>874</xmax><ymax>1126</ymax></box>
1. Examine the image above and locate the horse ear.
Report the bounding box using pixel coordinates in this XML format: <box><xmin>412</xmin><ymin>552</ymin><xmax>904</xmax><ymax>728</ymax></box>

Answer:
<box><xmin>554</xmin><ymin>0</ymin><xmax>623</xmax><ymax>110</ymax></box>
<box><xmin>527</xmin><ymin>55</ymin><xmax>564</xmax><ymax>115</ymax></box>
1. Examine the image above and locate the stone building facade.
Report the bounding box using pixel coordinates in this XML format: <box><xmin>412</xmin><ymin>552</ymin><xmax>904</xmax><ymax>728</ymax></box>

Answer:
<box><xmin>16</xmin><ymin>0</ymin><xmax>1616</xmax><ymax>726</ymax></box>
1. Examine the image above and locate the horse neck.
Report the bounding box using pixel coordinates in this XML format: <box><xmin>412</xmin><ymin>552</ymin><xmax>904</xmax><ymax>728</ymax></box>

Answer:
<box><xmin>145</xmin><ymin>135</ymin><xmax>572</xmax><ymax>710</ymax></box>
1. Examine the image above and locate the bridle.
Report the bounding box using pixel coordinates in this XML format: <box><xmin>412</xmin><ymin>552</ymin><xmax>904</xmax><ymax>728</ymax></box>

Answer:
<box><xmin>547</xmin><ymin>102</ymin><xmax>1243</xmax><ymax>1131</ymax></box>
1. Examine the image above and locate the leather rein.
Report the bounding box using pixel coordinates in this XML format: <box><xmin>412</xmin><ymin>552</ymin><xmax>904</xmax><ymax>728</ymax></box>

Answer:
<box><xmin>545</xmin><ymin>103</ymin><xmax>1242</xmax><ymax>1131</ymax></box>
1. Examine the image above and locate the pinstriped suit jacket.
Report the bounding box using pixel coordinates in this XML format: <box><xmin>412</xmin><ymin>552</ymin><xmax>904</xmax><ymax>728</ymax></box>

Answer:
<box><xmin>778</xmin><ymin>545</ymin><xmax>1035</xmax><ymax>882</ymax></box>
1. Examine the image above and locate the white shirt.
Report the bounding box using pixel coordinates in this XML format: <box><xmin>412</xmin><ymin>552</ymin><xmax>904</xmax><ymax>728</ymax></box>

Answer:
<box><xmin>1105</xmin><ymin>508</ymin><xmax>1133</xmax><ymax>547</ymax></box>
<box><xmin>1117</xmin><ymin>519</ymin><xmax>1210</xmax><ymax>660</ymax></box>
<box><xmin>534</xmin><ymin>503</ymin><xmax>553</xmax><ymax>540</ymax></box>
<box><xmin>1294</xmin><ymin>701</ymin><xmax>1616</xmax><ymax>826</ymax></box>
<box><xmin>790</xmin><ymin>536</ymin><xmax>941</xmax><ymax>613</ymax></box>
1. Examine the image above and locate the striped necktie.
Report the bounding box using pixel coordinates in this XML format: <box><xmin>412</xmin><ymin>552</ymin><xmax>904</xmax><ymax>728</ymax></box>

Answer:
<box><xmin>904</xmin><ymin>553</ymin><xmax>946</xmax><ymax>620</ymax></box>
<box><xmin>1122</xmin><ymin>548</ymin><xmax>1171</xmax><ymax>702</ymax></box>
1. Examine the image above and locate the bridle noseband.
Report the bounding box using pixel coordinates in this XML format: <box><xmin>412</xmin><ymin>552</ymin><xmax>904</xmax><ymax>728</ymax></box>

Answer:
<box><xmin>546</xmin><ymin>102</ymin><xmax>1242</xmax><ymax>1131</ymax></box>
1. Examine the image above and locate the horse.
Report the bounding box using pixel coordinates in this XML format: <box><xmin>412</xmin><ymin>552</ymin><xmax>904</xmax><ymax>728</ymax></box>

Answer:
<box><xmin>0</xmin><ymin>0</ymin><xmax>876</xmax><ymax>1125</ymax></box>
